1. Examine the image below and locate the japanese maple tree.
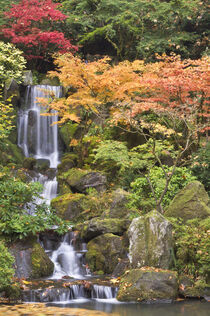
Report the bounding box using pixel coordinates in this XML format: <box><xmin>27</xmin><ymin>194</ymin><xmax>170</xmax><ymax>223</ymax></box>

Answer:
<box><xmin>2</xmin><ymin>0</ymin><xmax>77</xmax><ymax>68</ymax></box>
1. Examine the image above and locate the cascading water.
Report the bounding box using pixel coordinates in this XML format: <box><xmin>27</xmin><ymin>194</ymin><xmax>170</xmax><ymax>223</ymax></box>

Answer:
<box><xmin>18</xmin><ymin>85</ymin><xmax>118</xmax><ymax>303</ymax></box>
<box><xmin>18</xmin><ymin>85</ymin><xmax>61</xmax><ymax>168</ymax></box>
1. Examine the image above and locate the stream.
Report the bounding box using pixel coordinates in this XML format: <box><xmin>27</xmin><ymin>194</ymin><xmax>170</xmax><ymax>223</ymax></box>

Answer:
<box><xmin>14</xmin><ymin>85</ymin><xmax>209</xmax><ymax>315</ymax></box>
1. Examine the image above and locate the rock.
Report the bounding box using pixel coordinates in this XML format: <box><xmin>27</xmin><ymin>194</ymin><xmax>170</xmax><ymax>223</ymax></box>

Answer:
<box><xmin>9</xmin><ymin>238</ymin><xmax>54</xmax><ymax>279</ymax></box>
<box><xmin>112</xmin><ymin>258</ymin><xmax>130</xmax><ymax>277</ymax></box>
<box><xmin>59</xmin><ymin>123</ymin><xmax>78</xmax><ymax>150</ymax></box>
<box><xmin>51</xmin><ymin>193</ymin><xmax>86</xmax><ymax>221</ymax></box>
<box><xmin>35</xmin><ymin>158</ymin><xmax>50</xmax><ymax>172</ymax></box>
<box><xmin>109</xmin><ymin>189</ymin><xmax>130</xmax><ymax>218</ymax></box>
<box><xmin>51</xmin><ymin>192</ymin><xmax>106</xmax><ymax>223</ymax></box>
<box><xmin>128</xmin><ymin>210</ymin><xmax>173</xmax><ymax>269</ymax></box>
<box><xmin>23</xmin><ymin>157</ymin><xmax>37</xmax><ymax>170</ymax></box>
<box><xmin>165</xmin><ymin>181</ymin><xmax>210</xmax><ymax>222</ymax></box>
<box><xmin>59</xmin><ymin>168</ymin><xmax>106</xmax><ymax>193</ymax></box>
<box><xmin>57</xmin><ymin>153</ymin><xmax>78</xmax><ymax>174</ymax></box>
<box><xmin>178</xmin><ymin>276</ymin><xmax>209</xmax><ymax>298</ymax></box>
<box><xmin>86</xmin><ymin>233</ymin><xmax>125</xmax><ymax>274</ymax></box>
<box><xmin>4</xmin><ymin>78</ymin><xmax>20</xmax><ymax>107</ymax></box>
<box><xmin>79</xmin><ymin>217</ymin><xmax>130</xmax><ymax>241</ymax></box>
<box><xmin>117</xmin><ymin>268</ymin><xmax>178</xmax><ymax>302</ymax></box>
<box><xmin>22</xmin><ymin>70</ymin><xmax>33</xmax><ymax>85</ymax></box>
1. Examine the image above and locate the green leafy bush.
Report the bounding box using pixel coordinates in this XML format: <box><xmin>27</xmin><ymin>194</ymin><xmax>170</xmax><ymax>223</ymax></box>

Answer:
<box><xmin>191</xmin><ymin>142</ymin><xmax>210</xmax><ymax>194</ymax></box>
<box><xmin>0</xmin><ymin>168</ymin><xmax>70</xmax><ymax>239</ymax></box>
<box><xmin>0</xmin><ymin>241</ymin><xmax>14</xmax><ymax>289</ymax></box>
<box><xmin>171</xmin><ymin>217</ymin><xmax>210</xmax><ymax>280</ymax></box>
<box><xmin>129</xmin><ymin>166</ymin><xmax>197</xmax><ymax>212</ymax></box>
<box><xmin>0</xmin><ymin>41</ymin><xmax>26</xmax><ymax>86</ymax></box>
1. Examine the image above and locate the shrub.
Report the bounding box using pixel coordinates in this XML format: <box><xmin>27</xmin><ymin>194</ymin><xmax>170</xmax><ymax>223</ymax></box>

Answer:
<box><xmin>0</xmin><ymin>241</ymin><xmax>14</xmax><ymax>290</ymax></box>
<box><xmin>0</xmin><ymin>41</ymin><xmax>26</xmax><ymax>86</ymax></box>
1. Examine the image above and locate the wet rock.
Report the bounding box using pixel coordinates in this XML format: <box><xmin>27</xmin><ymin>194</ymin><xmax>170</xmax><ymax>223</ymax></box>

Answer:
<box><xmin>9</xmin><ymin>238</ymin><xmax>54</xmax><ymax>279</ymax></box>
<box><xmin>117</xmin><ymin>268</ymin><xmax>178</xmax><ymax>302</ymax></box>
<box><xmin>108</xmin><ymin>189</ymin><xmax>130</xmax><ymax>218</ymax></box>
<box><xmin>86</xmin><ymin>233</ymin><xmax>125</xmax><ymax>274</ymax></box>
<box><xmin>165</xmin><ymin>181</ymin><xmax>210</xmax><ymax>222</ymax></box>
<box><xmin>112</xmin><ymin>258</ymin><xmax>130</xmax><ymax>277</ymax></box>
<box><xmin>80</xmin><ymin>217</ymin><xmax>130</xmax><ymax>241</ymax></box>
<box><xmin>23</xmin><ymin>157</ymin><xmax>37</xmax><ymax>170</ymax></box>
<box><xmin>128</xmin><ymin>210</ymin><xmax>173</xmax><ymax>269</ymax></box>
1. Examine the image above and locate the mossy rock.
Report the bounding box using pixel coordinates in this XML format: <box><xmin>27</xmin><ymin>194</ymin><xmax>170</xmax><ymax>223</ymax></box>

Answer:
<box><xmin>178</xmin><ymin>275</ymin><xmax>208</xmax><ymax>298</ymax></box>
<box><xmin>59</xmin><ymin>122</ymin><xmax>78</xmax><ymax>150</ymax></box>
<box><xmin>51</xmin><ymin>192</ymin><xmax>106</xmax><ymax>223</ymax></box>
<box><xmin>86</xmin><ymin>233</ymin><xmax>125</xmax><ymax>275</ymax></box>
<box><xmin>165</xmin><ymin>181</ymin><xmax>210</xmax><ymax>222</ymax></box>
<box><xmin>0</xmin><ymin>141</ymin><xmax>24</xmax><ymax>165</ymax></box>
<box><xmin>117</xmin><ymin>268</ymin><xmax>178</xmax><ymax>302</ymax></box>
<box><xmin>31</xmin><ymin>243</ymin><xmax>54</xmax><ymax>279</ymax></box>
<box><xmin>79</xmin><ymin>217</ymin><xmax>130</xmax><ymax>241</ymax></box>
<box><xmin>9</xmin><ymin>237</ymin><xmax>54</xmax><ymax>279</ymax></box>
<box><xmin>128</xmin><ymin>210</ymin><xmax>173</xmax><ymax>269</ymax></box>
<box><xmin>23</xmin><ymin>157</ymin><xmax>37</xmax><ymax>170</ymax></box>
<box><xmin>57</xmin><ymin>153</ymin><xmax>78</xmax><ymax>174</ymax></box>
<box><xmin>58</xmin><ymin>168</ymin><xmax>107</xmax><ymax>193</ymax></box>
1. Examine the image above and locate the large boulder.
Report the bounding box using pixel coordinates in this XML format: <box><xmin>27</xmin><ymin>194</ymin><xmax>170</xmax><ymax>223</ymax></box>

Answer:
<box><xmin>117</xmin><ymin>268</ymin><xmax>178</xmax><ymax>302</ymax></box>
<box><xmin>79</xmin><ymin>217</ymin><xmax>129</xmax><ymax>241</ymax></box>
<box><xmin>58</xmin><ymin>168</ymin><xmax>107</xmax><ymax>193</ymax></box>
<box><xmin>51</xmin><ymin>192</ymin><xmax>106</xmax><ymax>223</ymax></box>
<box><xmin>128</xmin><ymin>210</ymin><xmax>173</xmax><ymax>269</ymax></box>
<box><xmin>165</xmin><ymin>181</ymin><xmax>210</xmax><ymax>222</ymax></box>
<box><xmin>9</xmin><ymin>238</ymin><xmax>54</xmax><ymax>279</ymax></box>
<box><xmin>86</xmin><ymin>233</ymin><xmax>125</xmax><ymax>274</ymax></box>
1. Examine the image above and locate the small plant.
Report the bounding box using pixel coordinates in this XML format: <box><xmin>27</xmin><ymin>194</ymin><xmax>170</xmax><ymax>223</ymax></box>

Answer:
<box><xmin>0</xmin><ymin>241</ymin><xmax>14</xmax><ymax>290</ymax></box>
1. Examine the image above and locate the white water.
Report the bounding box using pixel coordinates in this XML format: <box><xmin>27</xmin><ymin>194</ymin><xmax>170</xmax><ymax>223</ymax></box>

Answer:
<box><xmin>18</xmin><ymin>85</ymin><xmax>62</xmax><ymax>168</ymax></box>
<box><xmin>49</xmin><ymin>232</ymin><xmax>84</xmax><ymax>280</ymax></box>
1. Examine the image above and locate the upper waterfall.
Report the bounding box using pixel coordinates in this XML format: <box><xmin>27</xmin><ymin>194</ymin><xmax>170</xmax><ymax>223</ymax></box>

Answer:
<box><xmin>18</xmin><ymin>85</ymin><xmax>62</xmax><ymax>168</ymax></box>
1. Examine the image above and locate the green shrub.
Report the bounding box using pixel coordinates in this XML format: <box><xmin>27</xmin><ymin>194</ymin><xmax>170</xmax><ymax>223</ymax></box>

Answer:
<box><xmin>0</xmin><ymin>241</ymin><xmax>14</xmax><ymax>290</ymax></box>
<box><xmin>129</xmin><ymin>166</ymin><xmax>197</xmax><ymax>212</ymax></box>
<box><xmin>170</xmin><ymin>217</ymin><xmax>210</xmax><ymax>280</ymax></box>
<box><xmin>191</xmin><ymin>142</ymin><xmax>210</xmax><ymax>194</ymax></box>
<box><xmin>0</xmin><ymin>168</ymin><xmax>70</xmax><ymax>239</ymax></box>
<box><xmin>0</xmin><ymin>41</ymin><xmax>26</xmax><ymax>86</ymax></box>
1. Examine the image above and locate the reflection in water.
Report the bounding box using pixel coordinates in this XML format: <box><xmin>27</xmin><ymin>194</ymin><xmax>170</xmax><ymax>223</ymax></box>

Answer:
<box><xmin>48</xmin><ymin>300</ymin><xmax>209</xmax><ymax>316</ymax></box>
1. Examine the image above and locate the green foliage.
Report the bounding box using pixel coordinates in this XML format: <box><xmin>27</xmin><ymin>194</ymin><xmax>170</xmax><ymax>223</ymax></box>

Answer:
<box><xmin>60</xmin><ymin>0</ymin><xmax>208</xmax><ymax>60</ymax></box>
<box><xmin>191</xmin><ymin>142</ymin><xmax>210</xmax><ymax>194</ymax></box>
<box><xmin>0</xmin><ymin>0</ymin><xmax>14</xmax><ymax>26</ymax></box>
<box><xmin>129</xmin><ymin>166</ymin><xmax>197</xmax><ymax>212</ymax></box>
<box><xmin>170</xmin><ymin>217</ymin><xmax>210</xmax><ymax>279</ymax></box>
<box><xmin>0</xmin><ymin>168</ymin><xmax>70</xmax><ymax>239</ymax></box>
<box><xmin>0</xmin><ymin>92</ymin><xmax>15</xmax><ymax>145</ymax></box>
<box><xmin>0</xmin><ymin>241</ymin><xmax>14</xmax><ymax>289</ymax></box>
<box><xmin>0</xmin><ymin>42</ymin><xmax>26</xmax><ymax>87</ymax></box>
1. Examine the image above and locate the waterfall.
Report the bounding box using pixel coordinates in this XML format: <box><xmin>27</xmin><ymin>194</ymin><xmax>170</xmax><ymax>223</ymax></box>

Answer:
<box><xmin>18</xmin><ymin>85</ymin><xmax>62</xmax><ymax>168</ymax></box>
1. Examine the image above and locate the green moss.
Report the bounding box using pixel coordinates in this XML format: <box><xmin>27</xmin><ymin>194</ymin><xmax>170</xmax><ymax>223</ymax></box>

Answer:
<box><xmin>57</xmin><ymin>153</ymin><xmax>78</xmax><ymax>174</ymax></box>
<box><xmin>59</xmin><ymin>122</ymin><xmax>78</xmax><ymax>149</ymax></box>
<box><xmin>31</xmin><ymin>242</ymin><xmax>54</xmax><ymax>279</ymax></box>
<box><xmin>23</xmin><ymin>157</ymin><xmax>37</xmax><ymax>170</ymax></box>
<box><xmin>4</xmin><ymin>284</ymin><xmax>21</xmax><ymax>301</ymax></box>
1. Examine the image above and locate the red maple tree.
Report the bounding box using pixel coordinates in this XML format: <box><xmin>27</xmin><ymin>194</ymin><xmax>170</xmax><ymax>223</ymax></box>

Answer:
<box><xmin>2</xmin><ymin>0</ymin><xmax>77</xmax><ymax>66</ymax></box>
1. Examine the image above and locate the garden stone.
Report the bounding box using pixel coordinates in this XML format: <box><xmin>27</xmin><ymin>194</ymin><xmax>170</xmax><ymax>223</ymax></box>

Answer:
<box><xmin>165</xmin><ymin>181</ymin><xmax>210</xmax><ymax>222</ymax></box>
<box><xmin>128</xmin><ymin>210</ymin><xmax>173</xmax><ymax>269</ymax></box>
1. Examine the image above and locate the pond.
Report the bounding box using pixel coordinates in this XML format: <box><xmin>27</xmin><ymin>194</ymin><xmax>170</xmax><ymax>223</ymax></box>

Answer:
<box><xmin>0</xmin><ymin>300</ymin><xmax>209</xmax><ymax>316</ymax></box>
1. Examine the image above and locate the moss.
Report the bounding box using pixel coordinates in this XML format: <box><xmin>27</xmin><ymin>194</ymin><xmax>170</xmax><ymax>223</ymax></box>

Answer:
<box><xmin>166</xmin><ymin>181</ymin><xmax>210</xmax><ymax>222</ymax></box>
<box><xmin>59</xmin><ymin>122</ymin><xmax>78</xmax><ymax>150</ymax></box>
<box><xmin>31</xmin><ymin>243</ymin><xmax>54</xmax><ymax>279</ymax></box>
<box><xmin>4</xmin><ymin>284</ymin><xmax>21</xmax><ymax>301</ymax></box>
<box><xmin>86</xmin><ymin>233</ymin><xmax>124</xmax><ymax>274</ymax></box>
<box><xmin>23</xmin><ymin>157</ymin><xmax>37</xmax><ymax>170</ymax></box>
<box><xmin>117</xmin><ymin>268</ymin><xmax>178</xmax><ymax>302</ymax></box>
<box><xmin>0</xmin><ymin>141</ymin><xmax>24</xmax><ymax>165</ymax></box>
<box><xmin>57</xmin><ymin>153</ymin><xmax>78</xmax><ymax>174</ymax></box>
